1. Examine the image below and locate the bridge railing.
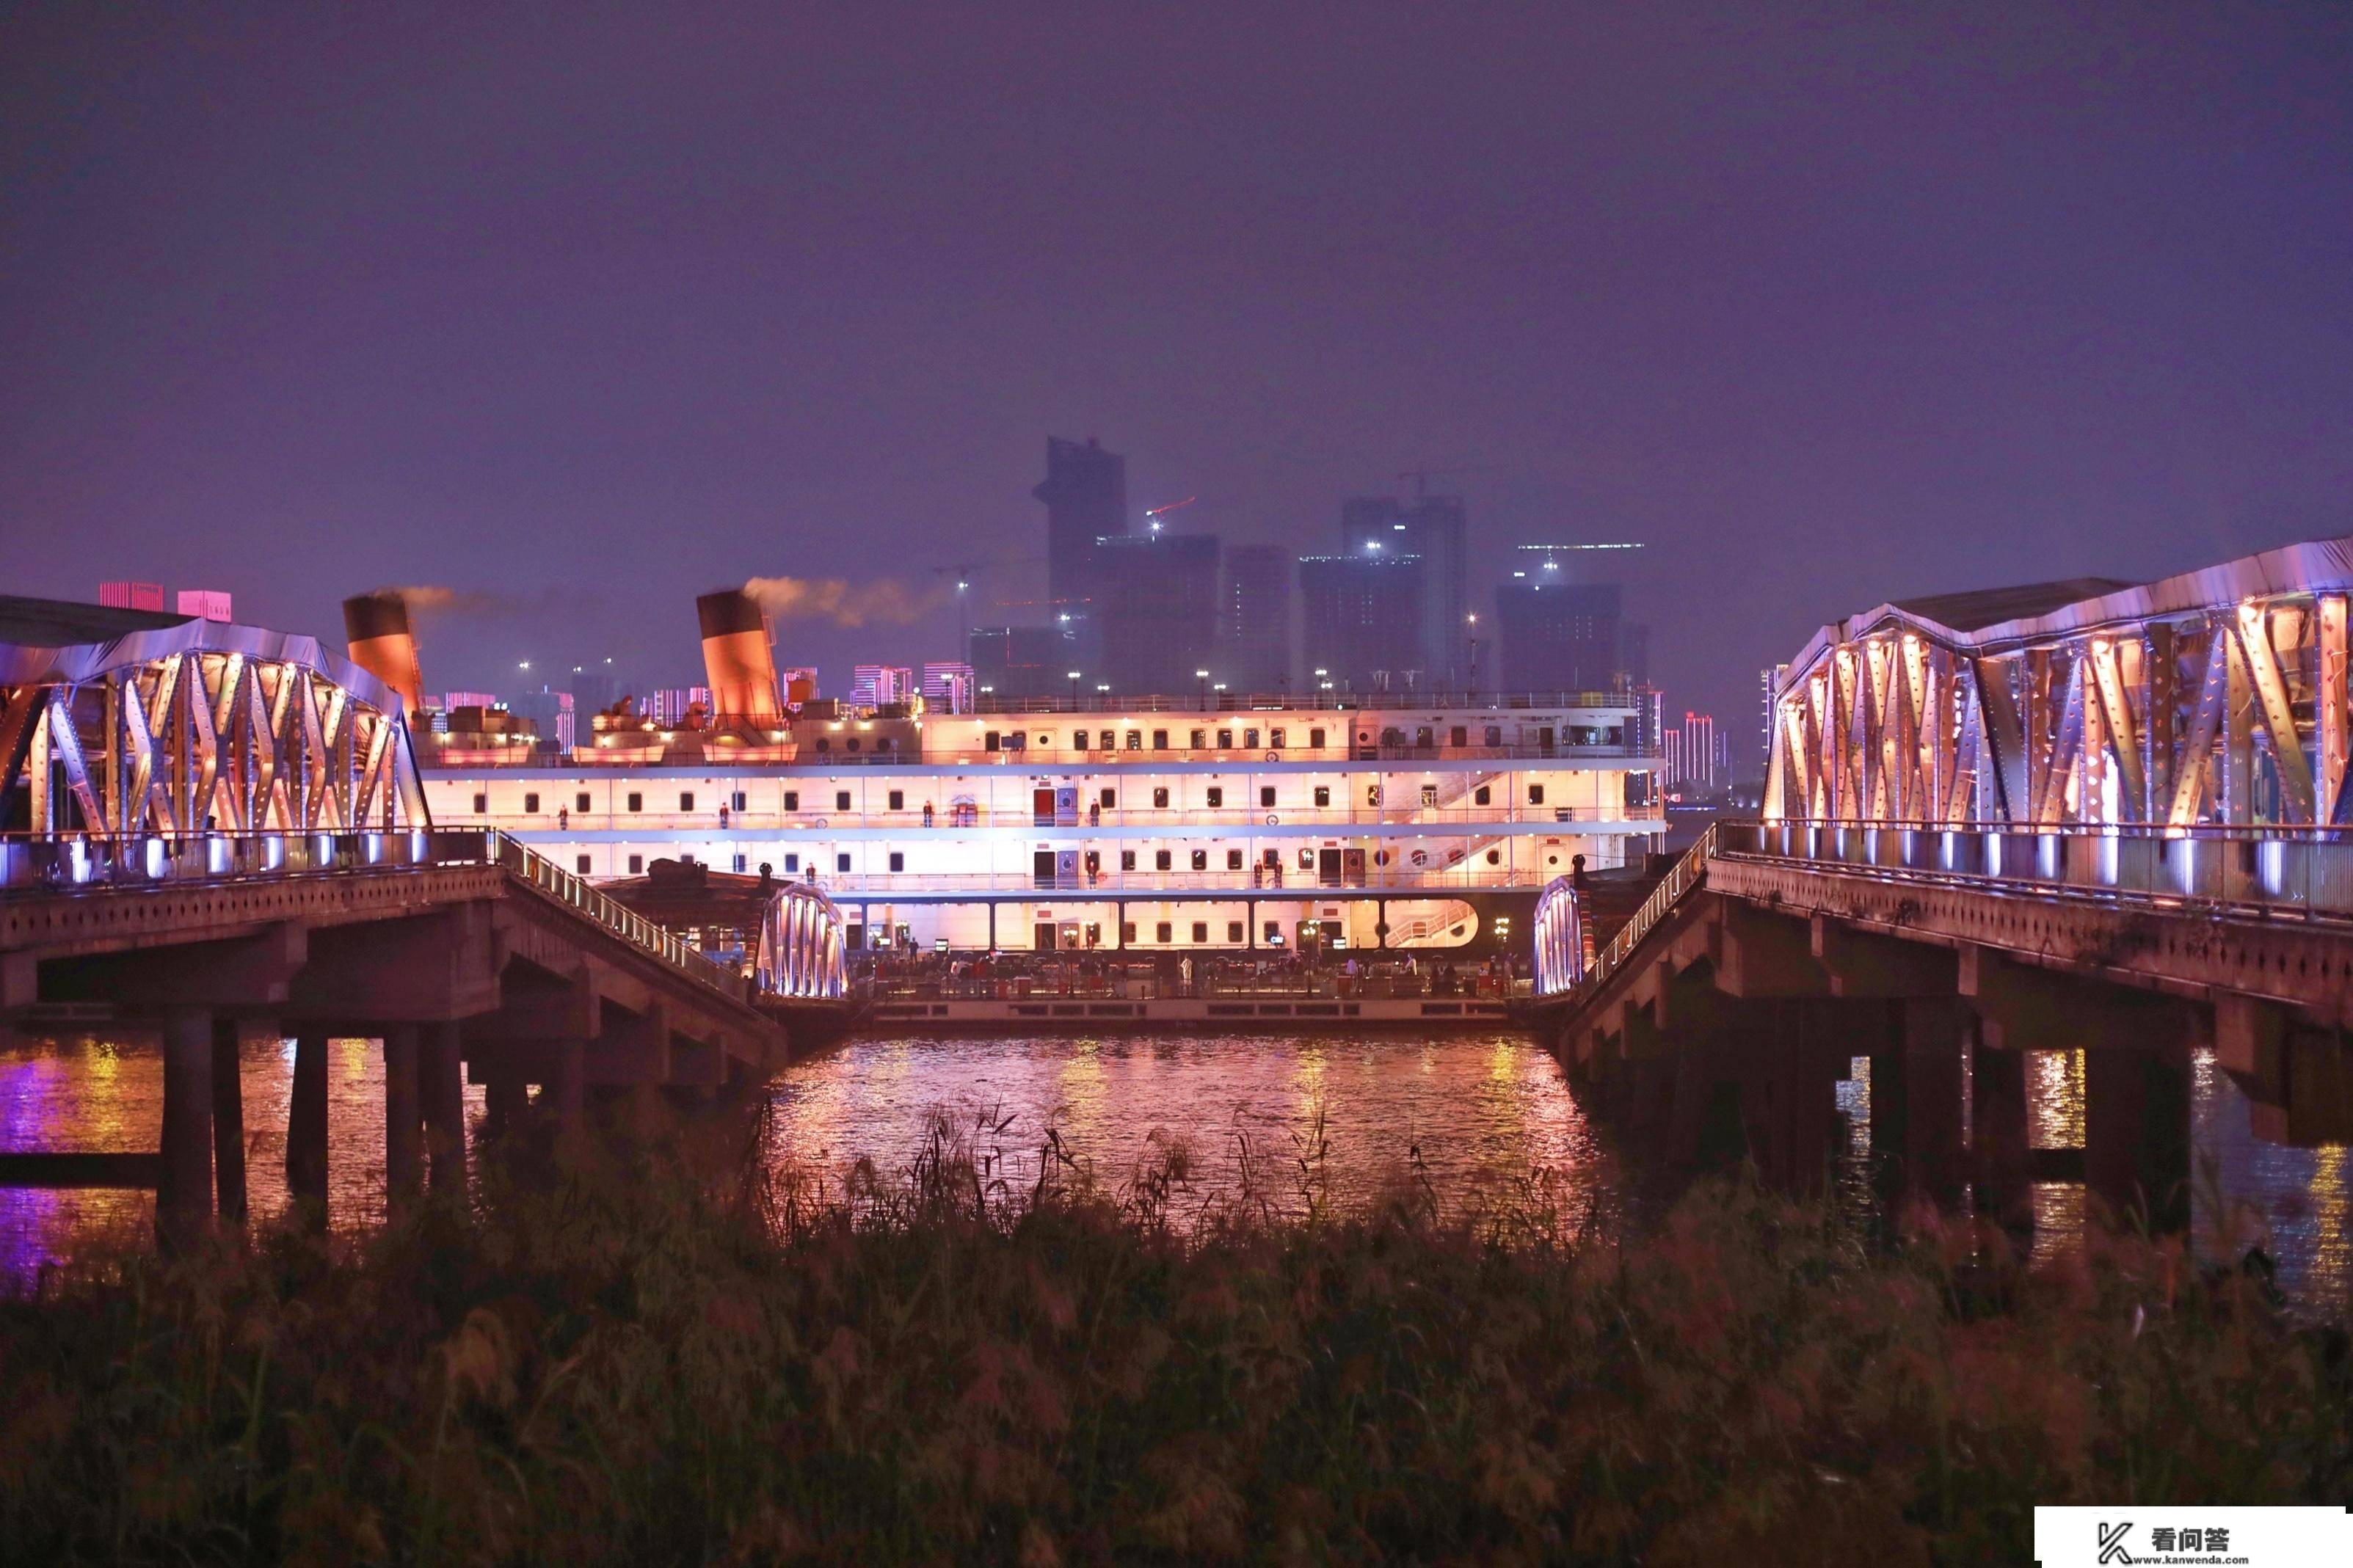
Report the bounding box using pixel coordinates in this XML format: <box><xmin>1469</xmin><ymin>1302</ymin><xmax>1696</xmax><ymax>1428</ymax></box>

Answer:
<box><xmin>1724</xmin><ymin>819</ymin><xmax>2353</xmax><ymax>920</ymax></box>
<box><xmin>0</xmin><ymin>827</ymin><xmax>760</xmax><ymax>1007</ymax></box>
<box><xmin>1579</xmin><ymin>823</ymin><xmax>1720</xmax><ymax>996</ymax></box>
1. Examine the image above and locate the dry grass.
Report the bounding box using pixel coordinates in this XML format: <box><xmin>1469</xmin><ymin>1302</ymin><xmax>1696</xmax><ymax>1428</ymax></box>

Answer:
<box><xmin>0</xmin><ymin>1109</ymin><xmax>2345</xmax><ymax>1565</ymax></box>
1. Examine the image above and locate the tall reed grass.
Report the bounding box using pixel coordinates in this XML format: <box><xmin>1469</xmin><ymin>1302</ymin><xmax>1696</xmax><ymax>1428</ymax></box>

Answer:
<box><xmin>0</xmin><ymin>1108</ymin><xmax>2344</xmax><ymax>1564</ymax></box>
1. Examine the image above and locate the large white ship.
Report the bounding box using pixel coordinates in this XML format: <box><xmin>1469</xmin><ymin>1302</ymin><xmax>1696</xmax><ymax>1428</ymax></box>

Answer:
<box><xmin>365</xmin><ymin>591</ymin><xmax>1665</xmax><ymax>962</ymax></box>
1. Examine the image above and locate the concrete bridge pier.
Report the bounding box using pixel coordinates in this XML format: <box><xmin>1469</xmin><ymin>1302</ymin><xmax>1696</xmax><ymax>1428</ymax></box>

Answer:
<box><xmin>210</xmin><ymin>1016</ymin><xmax>247</xmax><ymax>1224</ymax></box>
<box><xmin>383</xmin><ymin>1026</ymin><xmax>423</xmax><ymax>1212</ymax></box>
<box><xmin>422</xmin><ymin>1022</ymin><xmax>468</xmax><ymax>1199</ymax></box>
<box><xmin>287</xmin><ymin>1030</ymin><xmax>330</xmax><ymax>1227</ymax></box>
<box><xmin>2084</xmin><ymin>1043</ymin><xmax>2193</xmax><ymax>1233</ymax></box>
<box><xmin>1867</xmin><ymin>1000</ymin><xmax>1970</xmax><ymax>1212</ymax></box>
<box><xmin>157</xmin><ymin>1007</ymin><xmax>214</xmax><ymax>1250</ymax></box>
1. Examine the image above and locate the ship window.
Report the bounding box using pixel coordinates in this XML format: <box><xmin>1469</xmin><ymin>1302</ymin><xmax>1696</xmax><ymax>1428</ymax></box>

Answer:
<box><xmin>1155</xmin><ymin>850</ymin><xmax>1172</xmax><ymax>870</ymax></box>
<box><xmin>625</xmin><ymin>792</ymin><xmax>642</xmax><ymax>812</ymax></box>
<box><xmin>1098</xmin><ymin>729</ymin><xmax>1115</xmax><ymax>750</ymax></box>
<box><xmin>1309</xmin><ymin>728</ymin><xmax>1325</xmax><ymax>748</ymax></box>
<box><xmin>1121</xmin><ymin>922</ymin><xmax>1138</xmax><ymax>943</ymax></box>
<box><xmin>835</xmin><ymin>853</ymin><xmax>851</xmax><ymax>872</ymax></box>
<box><xmin>1528</xmin><ymin>784</ymin><xmax>1546</xmax><ymax>805</ymax></box>
<box><xmin>783</xmin><ymin>853</ymin><xmax>800</xmax><ymax>872</ymax></box>
<box><xmin>1156</xmin><ymin>922</ymin><xmax>1173</xmax><ymax>943</ymax></box>
<box><xmin>1298</xmin><ymin>848</ymin><xmax>1314</xmax><ymax>869</ymax></box>
<box><xmin>1243</xmin><ymin>728</ymin><xmax>1259</xmax><ymax>748</ymax></box>
<box><xmin>1190</xmin><ymin>849</ymin><xmax>1207</xmax><ymax>870</ymax></box>
<box><xmin>733</xmin><ymin>854</ymin><xmax>747</xmax><ymax>872</ymax></box>
<box><xmin>1152</xmin><ymin>729</ymin><xmax>1168</xmax><ymax>749</ymax></box>
<box><xmin>1451</xmin><ymin>726</ymin><xmax>1467</xmax><ymax>747</ymax></box>
<box><xmin>1033</xmin><ymin>732</ymin><xmax>1050</xmax><ymax>748</ymax></box>
<box><xmin>575</xmin><ymin>791</ymin><xmax>591</xmax><ymax>811</ymax></box>
<box><xmin>888</xmin><ymin>852</ymin><xmax>905</xmax><ymax>872</ymax></box>
<box><xmin>1474</xmin><ymin>785</ymin><xmax>1491</xmax><ymax>806</ymax></box>
<box><xmin>1486</xmin><ymin>848</ymin><xmax>1501</xmax><ymax>864</ymax></box>
<box><xmin>1227</xmin><ymin>922</ymin><xmax>1244</xmax><ymax>944</ymax></box>
<box><xmin>887</xmin><ymin>790</ymin><xmax>904</xmax><ymax>811</ymax></box>
<box><xmin>473</xmin><ymin>792</ymin><xmax>487</xmax><ymax>814</ymax></box>
<box><xmin>1259</xmin><ymin>786</ymin><xmax>1275</xmax><ymax>807</ymax></box>
<box><xmin>1191</xmin><ymin>922</ymin><xmax>1209</xmax><ymax>944</ymax></box>
<box><xmin>576</xmin><ymin>855</ymin><xmax>592</xmax><ymax>874</ymax></box>
<box><xmin>1190</xmin><ymin>729</ymin><xmax>1207</xmax><ymax>748</ymax></box>
<box><xmin>1217</xmin><ymin>729</ymin><xmax>1233</xmax><ymax>748</ymax></box>
<box><xmin>783</xmin><ymin>790</ymin><xmax>799</xmax><ymax>811</ymax></box>
<box><xmin>984</xmin><ymin>730</ymin><xmax>1000</xmax><ymax>751</ymax></box>
<box><xmin>1125</xmin><ymin>729</ymin><xmax>1141</xmax><ymax>750</ymax></box>
<box><xmin>1485</xmin><ymin>725</ymin><xmax>1502</xmax><ymax>746</ymax></box>
<box><xmin>815</xmin><ymin>738</ymin><xmax>830</xmax><ymax>753</ymax></box>
<box><xmin>1099</xmin><ymin>787</ymin><xmax>1116</xmax><ymax>807</ymax></box>
<box><xmin>523</xmin><ymin>792</ymin><xmax>540</xmax><ymax>814</ymax></box>
<box><xmin>1264</xmin><ymin>921</ymin><xmax>1281</xmax><ymax>942</ymax></box>
<box><xmin>1152</xmin><ymin>787</ymin><xmax>1169</xmax><ymax>808</ymax></box>
<box><xmin>845</xmin><ymin>738</ymin><xmax>860</xmax><ymax>753</ymax></box>
<box><xmin>628</xmin><ymin>854</ymin><xmax>644</xmax><ymax>874</ymax></box>
<box><xmin>1313</xmin><ymin>786</ymin><xmax>1331</xmax><ymax>807</ymax></box>
<box><xmin>1121</xmin><ymin>850</ymin><xmax>1137</xmax><ymax>870</ymax></box>
<box><xmin>1226</xmin><ymin>849</ymin><xmax>1243</xmax><ymax>869</ymax></box>
<box><xmin>835</xmin><ymin>790</ymin><xmax>851</xmax><ymax>810</ymax></box>
<box><xmin>1206</xmin><ymin>787</ymin><xmax>1223</xmax><ymax>808</ymax></box>
<box><xmin>1269</xmin><ymin>727</ymin><xmax>1285</xmax><ymax>748</ymax></box>
<box><xmin>732</xmin><ymin>791</ymin><xmax>747</xmax><ymax>810</ymax></box>
<box><xmin>1262</xmin><ymin>849</ymin><xmax>1280</xmax><ymax>867</ymax></box>
<box><xmin>680</xmin><ymin>792</ymin><xmax>696</xmax><ymax>812</ymax></box>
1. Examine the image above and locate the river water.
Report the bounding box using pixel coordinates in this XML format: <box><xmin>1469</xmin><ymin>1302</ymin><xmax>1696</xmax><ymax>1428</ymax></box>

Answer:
<box><xmin>2</xmin><ymin>1029</ymin><xmax>2346</xmax><ymax>1315</ymax></box>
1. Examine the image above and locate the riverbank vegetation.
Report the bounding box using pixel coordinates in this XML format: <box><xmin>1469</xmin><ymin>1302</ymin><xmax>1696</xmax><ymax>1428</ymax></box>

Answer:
<box><xmin>1</xmin><ymin>1116</ymin><xmax>2346</xmax><ymax>1564</ymax></box>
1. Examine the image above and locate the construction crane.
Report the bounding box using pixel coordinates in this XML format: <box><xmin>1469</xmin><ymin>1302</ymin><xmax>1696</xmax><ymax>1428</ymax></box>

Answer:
<box><xmin>1143</xmin><ymin>495</ymin><xmax>1198</xmax><ymax>533</ymax></box>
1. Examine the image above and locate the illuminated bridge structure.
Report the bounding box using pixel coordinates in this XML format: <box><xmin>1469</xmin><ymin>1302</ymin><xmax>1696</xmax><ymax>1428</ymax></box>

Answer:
<box><xmin>0</xmin><ymin>598</ymin><xmax>856</xmax><ymax>1245</ymax></box>
<box><xmin>1527</xmin><ymin>536</ymin><xmax>2353</xmax><ymax>1228</ymax></box>
<box><xmin>756</xmin><ymin>883</ymin><xmax>850</xmax><ymax>1000</ymax></box>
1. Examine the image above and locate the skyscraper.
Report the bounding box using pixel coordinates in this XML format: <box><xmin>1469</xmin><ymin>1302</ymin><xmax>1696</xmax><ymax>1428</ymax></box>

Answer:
<box><xmin>1339</xmin><ymin>494</ymin><xmax>1469</xmax><ymax>685</ymax></box>
<box><xmin>1218</xmin><ymin>543</ymin><xmax>1293</xmax><ymax>693</ymax></box>
<box><xmin>1495</xmin><ymin>543</ymin><xmax>1645</xmax><ymax>693</ymax></box>
<box><xmin>921</xmin><ymin>661</ymin><xmax>975</xmax><ymax>713</ymax></box>
<box><xmin>1034</xmin><ymin>436</ymin><xmax>1127</xmax><ymax>610</ymax></box>
<box><xmin>1093</xmin><ymin>532</ymin><xmax>1221</xmax><ymax>694</ymax></box>
<box><xmin>1298</xmin><ymin>553</ymin><xmax>1430</xmax><ymax>691</ymax></box>
<box><xmin>851</xmin><ymin>665</ymin><xmax>916</xmax><ymax>707</ymax></box>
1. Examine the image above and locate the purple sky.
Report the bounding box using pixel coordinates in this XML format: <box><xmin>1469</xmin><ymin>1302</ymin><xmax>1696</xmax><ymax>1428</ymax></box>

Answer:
<box><xmin>4</xmin><ymin>4</ymin><xmax>2349</xmax><ymax>758</ymax></box>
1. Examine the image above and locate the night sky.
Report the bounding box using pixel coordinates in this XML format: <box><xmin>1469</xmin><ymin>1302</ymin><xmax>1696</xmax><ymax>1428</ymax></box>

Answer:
<box><xmin>4</xmin><ymin>4</ymin><xmax>2349</xmax><ymax>762</ymax></box>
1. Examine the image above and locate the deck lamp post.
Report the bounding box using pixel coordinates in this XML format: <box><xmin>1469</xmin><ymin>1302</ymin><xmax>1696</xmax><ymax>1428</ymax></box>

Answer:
<box><xmin>1196</xmin><ymin>669</ymin><xmax>1210</xmax><ymax>710</ymax></box>
<box><xmin>1069</xmin><ymin>670</ymin><xmax>1082</xmax><ymax>707</ymax></box>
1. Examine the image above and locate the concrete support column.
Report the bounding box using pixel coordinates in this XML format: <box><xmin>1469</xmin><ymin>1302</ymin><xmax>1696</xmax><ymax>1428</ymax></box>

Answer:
<box><xmin>286</xmin><ymin>1029</ymin><xmax>330</xmax><ymax>1227</ymax></box>
<box><xmin>421</xmin><ymin>1021</ymin><xmax>467</xmax><ymax>1200</ymax></box>
<box><xmin>554</xmin><ymin>1040</ymin><xmax>587</xmax><ymax>1141</ymax></box>
<box><xmin>1872</xmin><ymin>1000</ymin><xmax>1969</xmax><ymax>1210</ymax></box>
<box><xmin>484</xmin><ymin>1073</ymin><xmax>530</xmax><ymax>1140</ymax></box>
<box><xmin>382</xmin><ymin>1026</ymin><xmax>423</xmax><ymax>1213</ymax></box>
<box><xmin>2084</xmin><ymin>1043</ymin><xmax>2192</xmax><ymax>1232</ymax></box>
<box><xmin>210</xmin><ymin>1016</ymin><xmax>247</xmax><ymax>1224</ymax></box>
<box><xmin>1971</xmin><ymin>1040</ymin><xmax>2032</xmax><ymax>1226</ymax></box>
<box><xmin>158</xmin><ymin>1007</ymin><xmax>215</xmax><ymax>1249</ymax></box>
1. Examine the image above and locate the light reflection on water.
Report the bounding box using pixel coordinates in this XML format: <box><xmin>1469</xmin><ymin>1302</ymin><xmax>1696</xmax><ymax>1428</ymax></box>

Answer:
<box><xmin>2</xmin><ymin>1029</ymin><xmax>2346</xmax><ymax>1316</ymax></box>
<box><xmin>0</xmin><ymin>1032</ymin><xmax>484</xmax><ymax>1286</ymax></box>
<box><xmin>769</xmin><ymin>1032</ymin><xmax>1615</xmax><ymax>1230</ymax></box>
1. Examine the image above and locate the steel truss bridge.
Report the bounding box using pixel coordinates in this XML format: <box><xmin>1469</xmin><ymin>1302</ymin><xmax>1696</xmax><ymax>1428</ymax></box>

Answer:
<box><xmin>0</xmin><ymin>597</ymin><xmax>854</xmax><ymax>1243</ymax></box>
<box><xmin>1526</xmin><ymin>537</ymin><xmax>2353</xmax><ymax>1227</ymax></box>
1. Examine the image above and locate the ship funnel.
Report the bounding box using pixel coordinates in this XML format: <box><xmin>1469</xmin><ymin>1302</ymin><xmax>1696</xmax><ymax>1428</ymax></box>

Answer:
<box><xmin>342</xmin><ymin>592</ymin><xmax>426</xmax><ymax>716</ymax></box>
<box><xmin>697</xmin><ymin>588</ymin><xmax>784</xmax><ymax>724</ymax></box>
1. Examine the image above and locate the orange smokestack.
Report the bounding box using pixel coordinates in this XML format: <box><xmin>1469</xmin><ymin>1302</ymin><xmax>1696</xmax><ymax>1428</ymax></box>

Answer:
<box><xmin>342</xmin><ymin>592</ymin><xmax>426</xmax><ymax>716</ymax></box>
<box><xmin>697</xmin><ymin>588</ymin><xmax>784</xmax><ymax>724</ymax></box>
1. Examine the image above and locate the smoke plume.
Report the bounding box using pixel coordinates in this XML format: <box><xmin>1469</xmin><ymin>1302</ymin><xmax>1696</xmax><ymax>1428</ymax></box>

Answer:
<box><xmin>741</xmin><ymin>575</ymin><xmax>945</xmax><ymax>628</ymax></box>
<box><xmin>373</xmin><ymin>585</ymin><xmax>515</xmax><ymax>617</ymax></box>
